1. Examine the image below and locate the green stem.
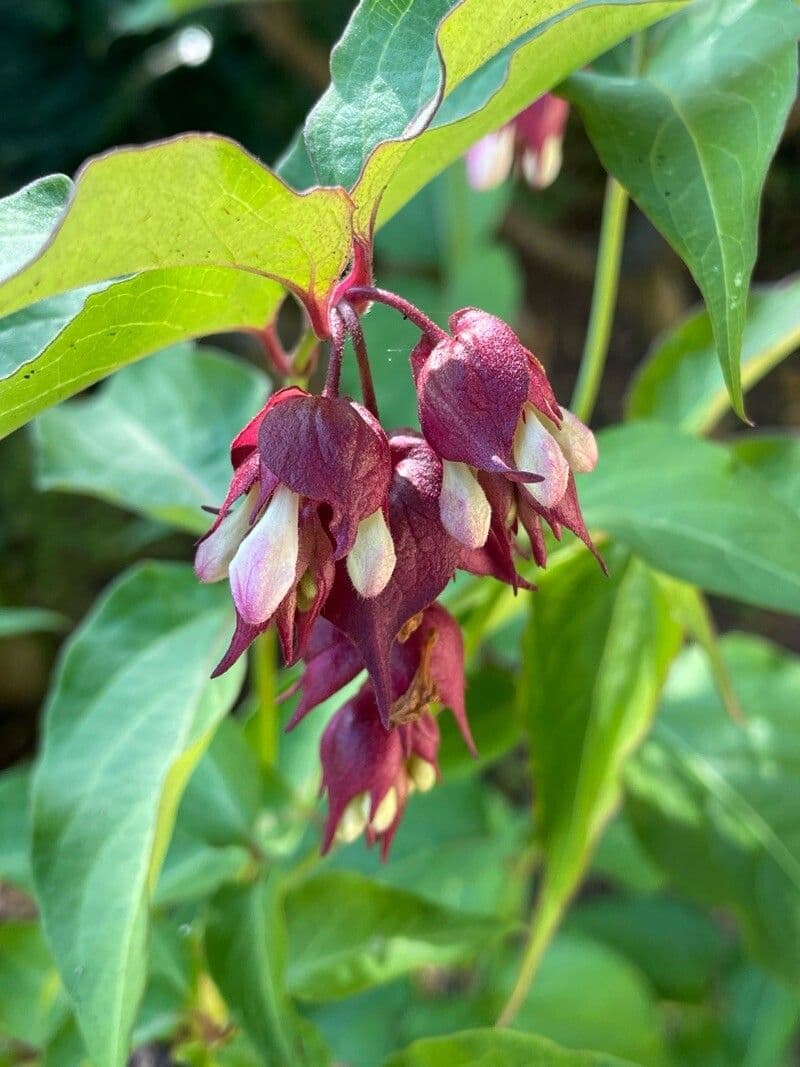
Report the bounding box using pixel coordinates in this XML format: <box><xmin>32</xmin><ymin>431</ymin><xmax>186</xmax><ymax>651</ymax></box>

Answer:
<box><xmin>496</xmin><ymin>893</ymin><xmax>562</xmax><ymax>1028</ymax></box>
<box><xmin>252</xmin><ymin>629</ymin><xmax>278</xmax><ymax>768</ymax></box>
<box><xmin>570</xmin><ymin>175</ymin><xmax>629</xmax><ymax>423</ymax></box>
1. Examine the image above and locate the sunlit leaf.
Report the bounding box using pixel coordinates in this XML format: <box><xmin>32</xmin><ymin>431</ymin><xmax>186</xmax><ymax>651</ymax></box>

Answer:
<box><xmin>567</xmin><ymin>0</ymin><xmax>800</xmax><ymax>418</ymax></box>
<box><xmin>627</xmin><ymin>277</ymin><xmax>800</xmax><ymax>433</ymax></box>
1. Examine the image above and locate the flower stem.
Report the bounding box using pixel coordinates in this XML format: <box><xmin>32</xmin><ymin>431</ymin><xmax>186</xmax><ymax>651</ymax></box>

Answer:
<box><xmin>260</xmin><ymin>322</ymin><xmax>293</xmax><ymax>378</ymax></box>
<box><xmin>346</xmin><ymin>286</ymin><xmax>448</xmax><ymax>342</ymax></box>
<box><xmin>324</xmin><ymin>306</ymin><xmax>346</xmax><ymax>396</ymax></box>
<box><xmin>338</xmin><ymin>299</ymin><xmax>380</xmax><ymax>419</ymax></box>
<box><xmin>252</xmin><ymin>629</ymin><xmax>278</xmax><ymax>768</ymax></box>
<box><xmin>570</xmin><ymin>175</ymin><xmax>629</xmax><ymax>423</ymax></box>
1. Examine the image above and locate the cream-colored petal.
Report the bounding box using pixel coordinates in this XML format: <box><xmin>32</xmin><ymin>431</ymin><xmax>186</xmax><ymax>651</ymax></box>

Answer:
<box><xmin>346</xmin><ymin>509</ymin><xmax>396</xmax><ymax>598</ymax></box>
<box><xmin>439</xmin><ymin>460</ymin><xmax>492</xmax><ymax>549</ymax></box>
<box><xmin>229</xmin><ymin>484</ymin><xmax>299</xmax><ymax>624</ymax></box>
<box><xmin>513</xmin><ymin>404</ymin><xmax>570</xmax><ymax>508</ymax></box>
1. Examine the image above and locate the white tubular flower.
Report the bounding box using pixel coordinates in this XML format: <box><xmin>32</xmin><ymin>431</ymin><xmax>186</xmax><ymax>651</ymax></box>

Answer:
<box><xmin>194</xmin><ymin>489</ymin><xmax>257</xmax><ymax>583</ymax></box>
<box><xmin>465</xmin><ymin>127</ymin><xmax>515</xmax><ymax>190</ymax></box>
<box><xmin>439</xmin><ymin>460</ymin><xmax>492</xmax><ymax>549</ymax></box>
<box><xmin>513</xmin><ymin>403</ymin><xmax>570</xmax><ymax>508</ymax></box>
<box><xmin>334</xmin><ymin>793</ymin><xmax>370</xmax><ymax>844</ymax></box>
<box><xmin>370</xmin><ymin>787</ymin><xmax>399</xmax><ymax>834</ymax></box>
<box><xmin>346</xmin><ymin>508</ymin><xmax>396</xmax><ymax>597</ymax></box>
<box><xmin>229</xmin><ymin>484</ymin><xmax>299</xmax><ymax>624</ymax></box>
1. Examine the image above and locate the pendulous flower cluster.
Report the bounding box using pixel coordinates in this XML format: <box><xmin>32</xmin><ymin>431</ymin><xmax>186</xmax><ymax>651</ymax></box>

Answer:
<box><xmin>195</xmin><ymin>282</ymin><xmax>601</xmax><ymax>855</ymax></box>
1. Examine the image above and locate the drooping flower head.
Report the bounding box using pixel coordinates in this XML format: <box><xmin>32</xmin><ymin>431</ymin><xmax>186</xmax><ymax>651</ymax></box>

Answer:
<box><xmin>313</xmin><ymin>601</ymin><xmax>474</xmax><ymax>856</ymax></box>
<box><xmin>411</xmin><ymin>308</ymin><xmax>601</xmax><ymax>580</ymax></box>
<box><xmin>195</xmin><ymin>385</ymin><xmax>396</xmax><ymax>672</ymax></box>
<box><xmin>466</xmin><ymin>94</ymin><xmax>570</xmax><ymax>191</ymax></box>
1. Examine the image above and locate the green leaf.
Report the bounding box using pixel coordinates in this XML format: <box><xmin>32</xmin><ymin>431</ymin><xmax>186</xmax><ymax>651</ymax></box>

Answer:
<box><xmin>518</xmin><ymin>548</ymin><xmax>681</xmax><ymax>980</ymax></box>
<box><xmin>626</xmin><ymin>634</ymin><xmax>800</xmax><ymax>985</ymax></box>
<box><xmin>205</xmin><ymin>876</ymin><xmax>329</xmax><ymax>1067</ymax></box>
<box><xmin>298</xmin><ymin>0</ymin><xmax>685</xmax><ymax>231</ymax></box>
<box><xmin>502</xmin><ymin>933</ymin><xmax>668</xmax><ymax>1066</ymax></box>
<box><xmin>731</xmin><ymin>434</ymin><xmax>800</xmax><ymax>521</ymax></box>
<box><xmin>285</xmin><ymin>871</ymin><xmax>509</xmax><ymax>1002</ymax></box>
<box><xmin>31</xmin><ymin>562</ymin><xmax>245</xmax><ymax>1067</ymax></box>
<box><xmin>0</xmin><ymin>136</ymin><xmax>353</xmax><ymax>434</ymax></box>
<box><xmin>567</xmin><ymin>0</ymin><xmax>800</xmax><ymax>419</ymax></box>
<box><xmin>36</xmin><ymin>343</ymin><xmax>269</xmax><ymax>534</ymax></box>
<box><xmin>0</xmin><ymin>765</ymin><xmax>33</xmax><ymax>892</ymax></box>
<box><xmin>569</xmin><ymin>894</ymin><xmax>725</xmax><ymax>1001</ymax></box>
<box><xmin>110</xmin><ymin>0</ymin><xmax>266</xmax><ymax>35</ymax></box>
<box><xmin>580</xmin><ymin>422</ymin><xmax>800</xmax><ymax>615</ymax></box>
<box><xmin>0</xmin><ymin>267</ymin><xmax>280</xmax><ymax>439</ymax></box>
<box><xmin>383</xmin><ymin>1029</ymin><xmax>634</xmax><ymax>1067</ymax></box>
<box><xmin>0</xmin><ymin>175</ymin><xmax>71</xmax><ymax>282</ymax></box>
<box><xmin>0</xmin><ymin>922</ymin><xmax>69</xmax><ymax>1047</ymax></box>
<box><xmin>155</xmin><ymin>717</ymin><xmax>264</xmax><ymax>907</ymax></box>
<box><xmin>0</xmin><ymin>606</ymin><xmax>68</xmax><ymax>638</ymax></box>
<box><xmin>626</xmin><ymin>277</ymin><xmax>800</xmax><ymax>433</ymax></box>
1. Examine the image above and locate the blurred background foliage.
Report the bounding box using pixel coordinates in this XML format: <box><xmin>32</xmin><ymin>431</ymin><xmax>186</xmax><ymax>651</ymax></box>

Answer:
<box><xmin>1</xmin><ymin>2</ymin><xmax>800</xmax><ymax>1065</ymax></box>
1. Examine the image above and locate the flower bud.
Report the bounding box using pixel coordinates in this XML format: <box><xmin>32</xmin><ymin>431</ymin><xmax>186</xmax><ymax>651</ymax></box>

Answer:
<box><xmin>333</xmin><ymin>793</ymin><xmax>370</xmax><ymax>844</ymax></box>
<box><xmin>439</xmin><ymin>460</ymin><xmax>492</xmax><ymax>549</ymax></box>
<box><xmin>407</xmin><ymin>755</ymin><xmax>437</xmax><ymax>794</ymax></box>
<box><xmin>346</xmin><ymin>508</ymin><xmax>396</xmax><ymax>598</ymax></box>
<box><xmin>512</xmin><ymin>405</ymin><xmax>569</xmax><ymax>508</ymax></box>
<box><xmin>520</xmin><ymin>134</ymin><xmax>563</xmax><ymax>190</ymax></box>
<box><xmin>229</xmin><ymin>484</ymin><xmax>300</xmax><ymax>625</ymax></box>
<box><xmin>370</xmin><ymin>787</ymin><xmax>399</xmax><ymax>833</ymax></box>
<box><xmin>546</xmin><ymin>408</ymin><xmax>598</xmax><ymax>473</ymax></box>
<box><xmin>465</xmin><ymin>126</ymin><xmax>516</xmax><ymax>190</ymax></box>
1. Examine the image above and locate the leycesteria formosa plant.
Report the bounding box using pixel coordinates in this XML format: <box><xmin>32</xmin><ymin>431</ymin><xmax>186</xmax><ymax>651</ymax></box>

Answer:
<box><xmin>4</xmin><ymin>1</ymin><xmax>800</xmax><ymax>1064</ymax></box>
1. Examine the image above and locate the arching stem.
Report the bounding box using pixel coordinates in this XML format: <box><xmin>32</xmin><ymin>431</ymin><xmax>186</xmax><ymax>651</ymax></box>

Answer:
<box><xmin>346</xmin><ymin>286</ymin><xmax>448</xmax><ymax>343</ymax></box>
<box><xmin>338</xmin><ymin>299</ymin><xmax>380</xmax><ymax>419</ymax></box>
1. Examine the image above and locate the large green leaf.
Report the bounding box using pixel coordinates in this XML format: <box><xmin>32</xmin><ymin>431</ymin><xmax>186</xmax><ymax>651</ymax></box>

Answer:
<box><xmin>626</xmin><ymin>635</ymin><xmax>800</xmax><ymax>985</ymax></box>
<box><xmin>626</xmin><ymin>277</ymin><xmax>800</xmax><ymax>433</ymax></box>
<box><xmin>294</xmin><ymin>0</ymin><xmax>684</xmax><ymax>227</ymax></box>
<box><xmin>206</xmin><ymin>876</ymin><xmax>329</xmax><ymax>1067</ymax></box>
<box><xmin>518</xmin><ymin>548</ymin><xmax>681</xmax><ymax>987</ymax></box>
<box><xmin>0</xmin><ymin>137</ymin><xmax>353</xmax><ymax>434</ymax></box>
<box><xmin>36</xmin><ymin>344</ymin><xmax>269</xmax><ymax>534</ymax></box>
<box><xmin>31</xmin><ymin>563</ymin><xmax>245</xmax><ymax>1067</ymax></box>
<box><xmin>383</xmin><ymin>1030</ymin><xmax>634</xmax><ymax>1067</ymax></box>
<box><xmin>355</xmin><ymin>0</ymin><xmax>686</xmax><ymax>232</ymax></box>
<box><xmin>567</xmin><ymin>0</ymin><xmax>800</xmax><ymax>419</ymax></box>
<box><xmin>569</xmin><ymin>894</ymin><xmax>725</xmax><ymax>1002</ymax></box>
<box><xmin>285</xmin><ymin>871</ymin><xmax>509</xmax><ymax>1001</ymax></box>
<box><xmin>0</xmin><ymin>267</ymin><xmax>281</xmax><ymax>439</ymax></box>
<box><xmin>502</xmin><ymin>933</ymin><xmax>668</xmax><ymax>1066</ymax></box>
<box><xmin>155</xmin><ymin>717</ymin><xmax>264</xmax><ymax>907</ymax></box>
<box><xmin>580</xmin><ymin>422</ymin><xmax>800</xmax><ymax>615</ymax></box>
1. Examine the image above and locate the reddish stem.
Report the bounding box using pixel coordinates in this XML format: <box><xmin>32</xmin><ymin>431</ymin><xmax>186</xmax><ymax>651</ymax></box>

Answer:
<box><xmin>260</xmin><ymin>322</ymin><xmax>293</xmax><ymax>377</ymax></box>
<box><xmin>345</xmin><ymin>286</ymin><xmax>448</xmax><ymax>343</ymax></box>
<box><xmin>324</xmin><ymin>306</ymin><xmax>346</xmax><ymax>397</ymax></box>
<box><xmin>338</xmin><ymin>299</ymin><xmax>379</xmax><ymax>419</ymax></box>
